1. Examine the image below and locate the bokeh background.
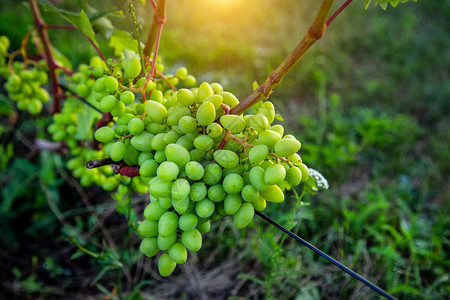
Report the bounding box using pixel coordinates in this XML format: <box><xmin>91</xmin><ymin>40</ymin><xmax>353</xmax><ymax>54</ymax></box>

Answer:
<box><xmin>0</xmin><ymin>0</ymin><xmax>448</xmax><ymax>299</ymax></box>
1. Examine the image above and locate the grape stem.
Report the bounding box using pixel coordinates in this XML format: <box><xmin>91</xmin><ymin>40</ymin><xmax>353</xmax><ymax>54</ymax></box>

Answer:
<box><xmin>230</xmin><ymin>0</ymin><xmax>355</xmax><ymax>115</ymax></box>
<box><xmin>33</xmin><ymin>34</ymin><xmax>74</xmax><ymax>75</ymax></box>
<box><xmin>86</xmin><ymin>158</ymin><xmax>115</xmax><ymax>169</ymax></box>
<box><xmin>229</xmin><ymin>133</ymin><xmax>254</xmax><ymax>156</ymax></box>
<box><xmin>143</xmin><ymin>0</ymin><xmax>167</xmax><ymax>57</ymax></box>
<box><xmin>156</xmin><ymin>71</ymin><xmax>177</xmax><ymax>91</ymax></box>
<box><xmin>28</xmin><ymin>0</ymin><xmax>63</xmax><ymax>113</ymax></box>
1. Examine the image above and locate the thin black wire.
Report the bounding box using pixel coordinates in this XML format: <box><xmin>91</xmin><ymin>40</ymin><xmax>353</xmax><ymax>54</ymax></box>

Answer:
<box><xmin>58</xmin><ymin>84</ymin><xmax>104</xmax><ymax>115</ymax></box>
<box><xmin>255</xmin><ymin>211</ymin><xmax>396</xmax><ymax>300</ymax></box>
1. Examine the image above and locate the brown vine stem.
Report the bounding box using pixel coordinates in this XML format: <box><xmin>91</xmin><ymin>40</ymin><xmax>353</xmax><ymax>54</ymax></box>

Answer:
<box><xmin>143</xmin><ymin>0</ymin><xmax>166</xmax><ymax>57</ymax></box>
<box><xmin>230</xmin><ymin>0</ymin><xmax>339</xmax><ymax>115</ymax></box>
<box><xmin>28</xmin><ymin>0</ymin><xmax>62</xmax><ymax>113</ymax></box>
<box><xmin>326</xmin><ymin>0</ymin><xmax>354</xmax><ymax>27</ymax></box>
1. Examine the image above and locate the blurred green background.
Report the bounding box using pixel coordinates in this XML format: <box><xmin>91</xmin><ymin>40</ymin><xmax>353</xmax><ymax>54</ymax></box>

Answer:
<box><xmin>0</xmin><ymin>0</ymin><xmax>448</xmax><ymax>299</ymax></box>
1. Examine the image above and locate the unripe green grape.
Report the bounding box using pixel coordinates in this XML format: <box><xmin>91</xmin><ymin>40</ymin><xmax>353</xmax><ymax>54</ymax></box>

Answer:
<box><xmin>195</xmin><ymin>199</ymin><xmax>215</xmax><ymax>218</ymax></box>
<box><xmin>298</xmin><ymin>163</ymin><xmax>309</xmax><ymax>182</ymax></box>
<box><xmin>157</xmin><ymin>232</ymin><xmax>177</xmax><ymax>251</ymax></box>
<box><xmin>210</xmin><ymin>82</ymin><xmax>223</xmax><ymax>94</ymax></box>
<box><xmin>185</xmin><ymin>161</ymin><xmax>204</xmax><ymax>181</ymax></box>
<box><xmin>138</xmin><ymin>219</ymin><xmax>158</xmax><ymax>237</ymax></box>
<box><xmin>157</xmin><ymin>161</ymin><xmax>179</xmax><ymax>181</ymax></box>
<box><xmin>172</xmin><ymin>179</ymin><xmax>190</xmax><ymax>201</ymax></box>
<box><xmin>95</xmin><ymin>91</ymin><xmax>108</xmax><ymax>102</ymax></box>
<box><xmin>27</xmin><ymin>99</ymin><xmax>43</xmax><ymax>115</ymax></box>
<box><xmin>167</xmin><ymin>106</ymin><xmax>191</xmax><ymax>126</ymax></box>
<box><xmin>283</xmin><ymin>134</ymin><xmax>296</xmax><ymax>140</ymax></box>
<box><xmin>189</xmin><ymin>149</ymin><xmax>205</xmax><ymax>162</ymax></box>
<box><xmin>165</xmin><ymin>143</ymin><xmax>190</xmax><ymax>168</ymax></box>
<box><xmin>258</xmin><ymin>101</ymin><xmax>275</xmax><ymax>124</ymax></box>
<box><xmin>158</xmin><ymin>211</ymin><xmax>179</xmax><ymax>237</ymax></box>
<box><xmin>154</xmin><ymin>150</ymin><xmax>167</xmax><ymax>163</ymax></box>
<box><xmin>197</xmin><ymin>220</ymin><xmax>211</xmax><ymax>233</ymax></box>
<box><xmin>164</xmin><ymin>131</ymin><xmax>180</xmax><ymax>144</ymax></box>
<box><xmin>123</xmin><ymin>145</ymin><xmax>140</xmax><ymax>165</ymax></box>
<box><xmin>151</xmin><ymin>133</ymin><xmax>167</xmax><ymax>150</ymax></box>
<box><xmin>138</xmin><ymin>152</ymin><xmax>154</xmax><ymax>165</ymax></box>
<box><xmin>35</xmin><ymin>88</ymin><xmax>49</xmax><ymax>103</ymax></box>
<box><xmin>157</xmin><ymin>197</ymin><xmax>171</xmax><ymax>209</ymax></box>
<box><xmin>185</xmin><ymin>131</ymin><xmax>199</xmax><ymax>142</ymax></box>
<box><xmin>110</xmin><ymin>142</ymin><xmax>127</xmax><ymax>161</ymax></box>
<box><xmin>183</xmin><ymin>75</ymin><xmax>197</xmax><ymax>86</ymax></box>
<box><xmin>286</xmin><ymin>166</ymin><xmax>302</xmax><ymax>186</ymax></box>
<box><xmin>213</xmin><ymin>150</ymin><xmax>239</xmax><ymax>169</ymax></box>
<box><xmin>202</xmin><ymin>163</ymin><xmax>222</xmax><ymax>185</ymax></box>
<box><xmin>223</xmin><ymin>173</ymin><xmax>244</xmax><ymax>194</ymax></box>
<box><xmin>203</xmin><ymin>94</ymin><xmax>223</xmax><ymax>109</ymax></box>
<box><xmin>139</xmin><ymin>159</ymin><xmax>158</xmax><ymax>177</ymax></box>
<box><xmin>249</xmin><ymin>166</ymin><xmax>267</xmax><ymax>192</ymax></box>
<box><xmin>144</xmin><ymin>201</ymin><xmax>168</xmax><ymax>221</ymax></box>
<box><xmin>181</xmin><ymin>229</ymin><xmax>202</xmax><ymax>251</ymax></box>
<box><xmin>220</xmin><ymin>115</ymin><xmax>246</xmax><ymax>133</ymax></box>
<box><xmin>224</xmin><ymin>194</ymin><xmax>243</xmax><ymax>215</ymax></box>
<box><xmin>259</xmin><ymin>130</ymin><xmax>281</xmax><ymax>148</ymax></box>
<box><xmin>270</xmin><ymin>124</ymin><xmax>284</xmax><ymax>137</ymax></box>
<box><xmin>111</xmin><ymin>101</ymin><xmax>125</xmax><ymax>117</ymax></box>
<box><xmin>149</xmin><ymin>90</ymin><xmax>164</xmax><ymax>103</ymax></box>
<box><xmin>178</xmin><ymin>116</ymin><xmax>197</xmax><ymax>133</ymax></box>
<box><xmin>251</xmin><ymin>196</ymin><xmax>267</xmax><ymax>212</ymax></box>
<box><xmin>176</xmin><ymin>67</ymin><xmax>188</xmax><ymax>79</ymax></box>
<box><xmin>100</xmin><ymin>95</ymin><xmax>118</xmax><ymax>112</ymax></box>
<box><xmin>177</xmin><ymin>88</ymin><xmax>195</xmax><ymax>106</ymax></box>
<box><xmin>196</xmin><ymin>101</ymin><xmax>216</xmax><ymax>126</ymax></box>
<box><xmin>207</xmin><ymin>184</ymin><xmax>227</xmax><ymax>202</ymax></box>
<box><xmin>260</xmin><ymin>160</ymin><xmax>274</xmax><ymax>170</ymax></box>
<box><xmin>260</xmin><ymin>185</ymin><xmax>284</xmax><ymax>203</ymax></box>
<box><xmin>248</xmin><ymin>144</ymin><xmax>269</xmax><ymax>165</ymax></box>
<box><xmin>189</xmin><ymin>182</ymin><xmax>207</xmax><ymax>202</ymax></box>
<box><xmin>158</xmin><ymin>253</ymin><xmax>177</xmax><ymax>277</ymax></box>
<box><xmin>234</xmin><ymin>202</ymin><xmax>254</xmax><ymax>229</ymax></box>
<box><xmin>193</xmin><ymin>135</ymin><xmax>214</xmax><ymax>151</ymax></box>
<box><xmin>206</xmin><ymin>123</ymin><xmax>223</xmax><ymax>138</ymax></box>
<box><xmin>250</xmin><ymin>114</ymin><xmax>269</xmax><ymax>132</ymax></box>
<box><xmin>273</xmin><ymin>138</ymin><xmax>301</xmax><ymax>157</ymax></box>
<box><xmin>140</xmin><ymin>237</ymin><xmax>159</xmax><ymax>257</ymax></box>
<box><xmin>124</xmin><ymin>57</ymin><xmax>141</xmax><ymax>79</ymax></box>
<box><xmin>130</xmin><ymin>132</ymin><xmax>154</xmax><ymax>152</ymax></box>
<box><xmin>179</xmin><ymin>213</ymin><xmax>198</xmax><ymax>231</ymax></box>
<box><xmin>172</xmin><ymin>196</ymin><xmax>190</xmax><ymax>214</ymax></box>
<box><xmin>241</xmin><ymin>185</ymin><xmax>259</xmax><ymax>203</ymax></box>
<box><xmin>94</xmin><ymin>126</ymin><xmax>115</xmax><ymax>143</ymax></box>
<box><xmin>120</xmin><ymin>91</ymin><xmax>135</xmax><ymax>104</ymax></box>
<box><xmin>219</xmin><ymin>91</ymin><xmax>239</xmax><ymax>108</ymax></box>
<box><xmin>104</xmin><ymin>76</ymin><xmax>118</xmax><ymax>92</ymax></box>
<box><xmin>198</xmin><ymin>82</ymin><xmax>214</xmax><ymax>102</ymax></box>
<box><xmin>144</xmin><ymin>100</ymin><xmax>168</xmax><ymax>123</ymax></box>
<box><xmin>169</xmin><ymin>243</ymin><xmax>187</xmax><ymax>264</ymax></box>
<box><xmin>222</xmin><ymin>164</ymin><xmax>245</xmax><ymax>177</ymax></box>
<box><xmin>127</xmin><ymin>118</ymin><xmax>145</xmax><ymax>135</ymax></box>
<box><xmin>94</xmin><ymin>77</ymin><xmax>106</xmax><ymax>92</ymax></box>
<box><xmin>264</xmin><ymin>164</ymin><xmax>286</xmax><ymax>185</ymax></box>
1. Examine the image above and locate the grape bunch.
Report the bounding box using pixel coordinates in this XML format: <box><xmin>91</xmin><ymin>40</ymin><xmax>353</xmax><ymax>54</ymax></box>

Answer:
<box><xmin>88</xmin><ymin>56</ymin><xmax>309</xmax><ymax>276</ymax></box>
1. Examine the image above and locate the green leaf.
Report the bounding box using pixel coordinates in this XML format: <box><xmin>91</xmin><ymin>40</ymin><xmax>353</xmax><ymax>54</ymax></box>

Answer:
<box><xmin>36</xmin><ymin>0</ymin><xmax>98</xmax><ymax>46</ymax></box>
<box><xmin>363</xmin><ymin>0</ymin><xmax>417</xmax><ymax>9</ymax></box>
<box><xmin>75</xmin><ymin>93</ymin><xmax>101</xmax><ymax>141</ymax></box>
<box><xmin>109</xmin><ymin>30</ymin><xmax>139</xmax><ymax>56</ymax></box>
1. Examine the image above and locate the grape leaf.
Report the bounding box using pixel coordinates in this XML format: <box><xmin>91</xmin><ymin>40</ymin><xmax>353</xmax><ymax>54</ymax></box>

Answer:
<box><xmin>364</xmin><ymin>0</ymin><xmax>417</xmax><ymax>10</ymax></box>
<box><xmin>75</xmin><ymin>93</ymin><xmax>101</xmax><ymax>141</ymax></box>
<box><xmin>35</xmin><ymin>0</ymin><xmax>98</xmax><ymax>46</ymax></box>
<box><xmin>109</xmin><ymin>30</ymin><xmax>139</xmax><ymax>56</ymax></box>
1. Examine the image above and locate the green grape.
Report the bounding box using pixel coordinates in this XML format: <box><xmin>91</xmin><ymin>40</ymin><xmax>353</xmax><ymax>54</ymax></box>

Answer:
<box><xmin>234</xmin><ymin>202</ymin><xmax>254</xmax><ymax>229</ymax></box>
<box><xmin>222</xmin><ymin>164</ymin><xmax>245</xmax><ymax>177</ymax></box>
<box><xmin>157</xmin><ymin>161</ymin><xmax>179</xmax><ymax>181</ymax></box>
<box><xmin>183</xmin><ymin>75</ymin><xmax>197</xmax><ymax>86</ymax></box>
<box><xmin>179</xmin><ymin>213</ymin><xmax>198</xmax><ymax>231</ymax></box>
<box><xmin>99</xmin><ymin>95</ymin><xmax>118</xmax><ymax>112</ymax></box>
<box><xmin>189</xmin><ymin>149</ymin><xmax>205</xmax><ymax>162</ymax></box>
<box><xmin>224</xmin><ymin>194</ymin><xmax>243</xmax><ymax>215</ymax></box>
<box><xmin>165</xmin><ymin>143</ymin><xmax>190</xmax><ymax>168</ymax></box>
<box><xmin>158</xmin><ymin>253</ymin><xmax>177</xmax><ymax>277</ymax></box>
<box><xmin>117</xmin><ymin>113</ymin><xmax>135</xmax><ymax>125</ymax></box>
<box><xmin>167</xmin><ymin>106</ymin><xmax>191</xmax><ymax>126</ymax></box>
<box><xmin>171</xmin><ymin>179</ymin><xmax>190</xmax><ymax>200</ymax></box>
<box><xmin>181</xmin><ymin>229</ymin><xmax>202</xmax><ymax>251</ymax></box>
<box><xmin>202</xmin><ymin>163</ymin><xmax>222</xmax><ymax>185</ymax></box>
<box><xmin>220</xmin><ymin>92</ymin><xmax>239</xmax><ymax>108</ymax></box>
<box><xmin>158</xmin><ymin>211</ymin><xmax>179</xmax><ymax>237</ymax></box>
<box><xmin>94</xmin><ymin>77</ymin><xmax>106</xmax><ymax>92</ymax></box>
<box><xmin>286</xmin><ymin>166</ymin><xmax>302</xmax><ymax>186</ymax></box>
<box><xmin>203</xmin><ymin>94</ymin><xmax>223</xmax><ymax>109</ymax></box>
<box><xmin>178</xmin><ymin>116</ymin><xmax>197</xmax><ymax>133</ymax></box>
<box><xmin>111</xmin><ymin>101</ymin><xmax>125</xmax><ymax>117</ymax></box>
<box><xmin>149</xmin><ymin>90</ymin><xmax>164</xmax><ymax>103</ymax></box>
<box><xmin>207</xmin><ymin>184</ymin><xmax>227</xmax><ymax>202</ymax></box>
<box><xmin>197</xmin><ymin>220</ymin><xmax>211</xmax><ymax>233</ymax></box>
<box><xmin>206</xmin><ymin>123</ymin><xmax>223</xmax><ymax>138</ymax></box>
<box><xmin>260</xmin><ymin>159</ymin><xmax>274</xmax><ymax>170</ymax></box>
<box><xmin>172</xmin><ymin>196</ymin><xmax>190</xmax><ymax>214</ymax></box>
<box><xmin>223</xmin><ymin>173</ymin><xmax>244</xmax><ymax>194</ymax></box>
<box><xmin>274</xmin><ymin>138</ymin><xmax>301</xmax><ymax>157</ymax></box>
<box><xmin>220</xmin><ymin>115</ymin><xmax>245</xmax><ymax>133</ymax></box>
<box><xmin>27</xmin><ymin>99</ymin><xmax>42</xmax><ymax>115</ymax></box>
<box><xmin>176</xmin><ymin>136</ymin><xmax>194</xmax><ymax>151</ymax></box>
<box><xmin>177</xmin><ymin>88</ymin><xmax>195</xmax><ymax>106</ymax></box>
<box><xmin>120</xmin><ymin>91</ymin><xmax>135</xmax><ymax>104</ymax></box>
<box><xmin>138</xmin><ymin>152</ymin><xmax>154</xmax><ymax>165</ymax></box>
<box><xmin>140</xmin><ymin>237</ymin><xmax>159</xmax><ymax>257</ymax></box>
<box><xmin>264</xmin><ymin>164</ymin><xmax>286</xmax><ymax>185</ymax></box>
<box><xmin>110</xmin><ymin>142</ymin><xmax>127</xmax><ymax>161</ymax></box>
<box><xmin>196</xmin><ymin>101</ymin><xmax>216</xmax><ymax>126</ymax></box>
<box><xmin>168</xmin><ymin>243</ymin><xmax>187</xmax><ymax>264</ymax></box>
<box><xmin>198</xmin><ymin>82</ymin><xmax>214</xmax><ymax>102</ymax></box>
<box><xmin>158</xmin><ymin>197</ymin><xmax>172</xmax><ymax>209</ymax></box>
<box><xmin>176</xmin><ymin>67</ymin><xmax>188</xmax><ymax>78</ymax></box>
<box><xmin>138</xmin><ymin>219</ymin><xmax>158</xmax><ymax>237</ymax></box>
<box><xmin>104</xmin><ymin>76</ymin><xmax>118</xmax><ymax>92</ymax></box>
<box><xmin>154</xmin><ymin>150</ymin><xmax>167</xmax><ymax>163</ymax></box>
<box><xmin>189</xmin><ymin>182</ymin><xmax>207</xmax><ymax>202</ymax></box>
<box><xmin>193</xmin><ymin>135</ymin><xmax>214</xmax><ymax>151</ymax></box>
<box><xmin>249</xmin><ymin>166</ymin><xmax>267</xmax><ymax>192</ymax></box>
<box><xmin>259</xmin><ymin>130</ymin><xmax>281</xmax><ymax>147</ymax></box>
<box><xmin>124</xmin><ymin>57</ymin><xmax>141</xmax><ymax>79</ymax></box>
<box><xmin>123</xmin><ymin>145</ymin><xmax>140</xmax><ymax>165</ymax></box>
<box><xmin>270</xmin><ymin>124</ymin><xmax>284</xmax><ymax>137</ymax></box>
<box><xmin>250</xmin><ymin>114</ymin><xmax>269</xmax><ymax>132</ymax></box>
<box><xmin>138</xmin><ymin>160</ymin><xmax>157</xmax><ymax>177</ymax></box>
<box><xmin>130</xmin><ymin>132</ymin><xmax>154</xmax><ymax>152</ymax></box>
<box><xmin>248</xmin><ymin>144</ymin><xmax>269</xmax><ymax>165</ymax></box>
<box><xmin>185</xmin><ymin>161</ymin><xmax>204</xmax><ymax>181</ymax></box>
<box><xmin>94</xmin><ymin>126</ymin><xmax>115</xmax><ymax>143</ymax></box>
<box><xmin>241</xmin><ymin>185</ymin><xmax>259</xmax><ymax>203</ymax></box>
<box><xmin>298</xmin><ymin>163</ymin><xmax>309</xmax><ymax>182</ymax></box>
<box><xmin>260</xmin><ymin>185</ymin><xmax>284</xmax><ymax>203</ymax></box>
<box><xmin>157</xmin><ymin>232</ymin><xmax>177</xmax><ymax>251</ymax></box>
<box><xmin>128</xmin><ymin>118</ymin><xmax>145</xmax><ymax>135</ymax></box>
<box><xmin>195</xmin><ymin>199</ymin><xmax>215</xmax><ymax>218</ymax></box>
<box><xmin>251</xmin><ymin>196</ymin><xmax>267</xmax><ymax>212</ymax></box>
<box><xmin>258</xmin><ymin>101</ymin><xmax>275</xmax><ymax>124</ymax></box>
<box><xmin>144</xmin><ymin>201</ymin><xmax>168</xmax><ymax>220</ymax></box>
<box><xmin>144</xmin><ymin>100</ymin><xmax>168</xmax><ymax>123</ymax></box>
<box><xmin>164</xmin><ymin>131</ymin><xmax>180</xmax><ymax>144</ymax></box>
<box><xmin>151</xmin><ymin>133</ymin><xmax>167</xmax><ymax>150</ymax></box>
<box><xmin>213</xmin><ymin>150</ymin><xmax>239</xmax><ymax>169</ymax></box>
